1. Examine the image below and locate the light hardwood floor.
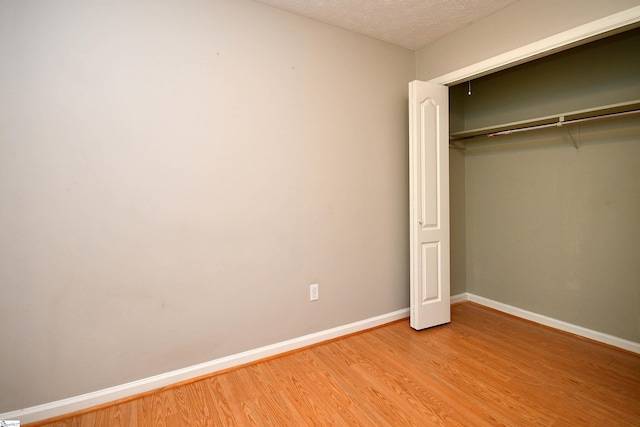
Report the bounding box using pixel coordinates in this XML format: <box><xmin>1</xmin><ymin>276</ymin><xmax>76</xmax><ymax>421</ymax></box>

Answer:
<box><xmin>28</xmin><ymin>302</ymin><xmax>640</xmax><ymax>426</ymax></box>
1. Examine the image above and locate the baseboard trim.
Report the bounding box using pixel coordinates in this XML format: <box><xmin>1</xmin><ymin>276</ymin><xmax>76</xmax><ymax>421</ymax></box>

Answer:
<box><xmin>450</xmin><ymin>293</ymin><xmax>468</xmax><ymax>304</ymax></box>
<box><xmin>10</xmin><ymin>294</ymin><xmax>638</xmax><ymax>423</ymax></box>
<box><xmin>1</xmin><ymin>308</ymin><xmax>410</xmax><ymax>424</ymax></box>
<box><xmin>457</xmin><ymin>293</ymin><xmax>640</xmax><ymax>355</ymax></box>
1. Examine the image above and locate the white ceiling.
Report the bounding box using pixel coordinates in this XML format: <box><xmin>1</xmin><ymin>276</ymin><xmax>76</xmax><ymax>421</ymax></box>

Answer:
<box><xmin>253</xmin><ymin>0</ymin><xmax>521</xmax><ymax>50</ymax></box>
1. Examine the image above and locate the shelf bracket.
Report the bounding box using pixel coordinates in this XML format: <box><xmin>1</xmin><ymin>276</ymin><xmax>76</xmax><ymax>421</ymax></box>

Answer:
<box><xmin>558</xmin><ymin>115</ymin><xmax>579</xmax><ymax>150</ymax></box>
<box><xmin>568</xmin><ymin>128</ymin><xmax>579</xmax><ymax>150</ymax></box>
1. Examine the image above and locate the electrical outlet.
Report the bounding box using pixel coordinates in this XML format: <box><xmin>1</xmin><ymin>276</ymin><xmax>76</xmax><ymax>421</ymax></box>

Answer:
<box><xmin>310</xmin><ymin>283</ymin><xmax>319</xmax><ymax>301</ymax></box>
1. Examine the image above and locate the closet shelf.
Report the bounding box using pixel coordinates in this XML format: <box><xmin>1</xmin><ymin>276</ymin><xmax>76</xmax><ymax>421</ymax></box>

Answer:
<box><xmin>449</xmin><ymin>99</ymin><xmax>640</xmax><ymax>141</ymax></box>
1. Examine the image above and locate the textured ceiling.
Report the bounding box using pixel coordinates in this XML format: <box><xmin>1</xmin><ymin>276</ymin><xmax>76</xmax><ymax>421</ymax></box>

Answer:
<box><xmin>253</xmin><ymin>0</ymin><xmax>520</xmax><ymax>49</ymax></box>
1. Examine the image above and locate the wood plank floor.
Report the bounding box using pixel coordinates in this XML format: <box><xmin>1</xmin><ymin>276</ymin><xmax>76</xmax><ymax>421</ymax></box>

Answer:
<box><xmin>28</xmin><ymin>302</ymin><xmax>640</xmax><ymax>426</ymax></box>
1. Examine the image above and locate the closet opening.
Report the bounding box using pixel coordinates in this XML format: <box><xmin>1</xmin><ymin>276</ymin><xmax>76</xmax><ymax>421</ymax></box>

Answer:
<box><xmin>438</xmin><ymin>23</ymin><xmax>640</xmax><ymax>350</ymax></box>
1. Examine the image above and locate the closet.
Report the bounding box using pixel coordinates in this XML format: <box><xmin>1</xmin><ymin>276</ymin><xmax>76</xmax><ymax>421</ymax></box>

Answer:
<box><xmin>446</xmin><ymin>26</ymin><xmax>640</xmax><ymax>345</ymax></box>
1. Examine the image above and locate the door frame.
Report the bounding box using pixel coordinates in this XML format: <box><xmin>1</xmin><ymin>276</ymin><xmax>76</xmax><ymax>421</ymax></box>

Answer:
<box><xmin>427</xmin><ymin>6</ymin><xmax>640</xmax><ymax>86</ymax></box>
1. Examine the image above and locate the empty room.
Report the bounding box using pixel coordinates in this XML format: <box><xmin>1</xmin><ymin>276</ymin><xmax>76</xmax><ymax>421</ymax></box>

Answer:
<box><xmin>1</xmin><ymin>0</ymin><xmax>639</xmax><ymax>425</ymax></box>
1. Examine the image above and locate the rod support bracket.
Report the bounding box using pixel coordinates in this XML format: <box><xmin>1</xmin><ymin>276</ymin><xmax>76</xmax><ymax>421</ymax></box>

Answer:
<box><xmin>567</xmin><ymin>127</ymin><xmax>579</xmax><ymax>150</ymax></box>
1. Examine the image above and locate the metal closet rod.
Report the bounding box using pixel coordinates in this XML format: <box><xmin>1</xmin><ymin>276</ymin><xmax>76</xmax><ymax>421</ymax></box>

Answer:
<box><xmin>487</xmin><ymin>109</ymin><xmax>640</xmax><ymax>137</ymax></box>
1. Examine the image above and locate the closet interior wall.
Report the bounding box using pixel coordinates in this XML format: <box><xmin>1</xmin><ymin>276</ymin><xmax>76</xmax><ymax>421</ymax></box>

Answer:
<box><xmin>450</xmin><ymin>27</ymin><xmax>640</xmax><ymax>343</ymax></box>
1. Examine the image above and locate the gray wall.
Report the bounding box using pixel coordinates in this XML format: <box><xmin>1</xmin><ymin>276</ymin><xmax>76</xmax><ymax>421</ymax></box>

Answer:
<box><xmin>449</xmin><ymin>149</ymin><xmax>466</xmax><ymax>296</ymax></box>
<box><xmin>0</xmin><ymin>0</ymin><xmax>415</xmax><ymax>411</ymax></box>
<box><xmin>465</xmin><ymin>116</ymin><xmax>640</xmax><ymax>342</ymax></box>
<box><xmin>452</xmin><ymin>29</ymin><xmax>640</xmax><ymax>133</ymax></box>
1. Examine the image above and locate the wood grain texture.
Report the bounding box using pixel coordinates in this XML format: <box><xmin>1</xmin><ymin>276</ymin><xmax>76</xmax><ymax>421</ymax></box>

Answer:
<box><xmin>27</xmin><ymin>302</ymin><xmax>640</xmax><ymax>426</ymax></box>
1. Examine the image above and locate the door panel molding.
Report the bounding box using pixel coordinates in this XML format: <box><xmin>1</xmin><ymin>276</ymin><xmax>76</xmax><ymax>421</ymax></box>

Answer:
<box><xmin>420</xmin><ymin>98</ymin><xmax>439</xmax><ymax>229</ymax></box>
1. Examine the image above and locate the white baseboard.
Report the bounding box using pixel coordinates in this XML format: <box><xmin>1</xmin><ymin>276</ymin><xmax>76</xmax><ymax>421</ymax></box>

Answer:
<box><xmin>1</xmin><ymin>308</ymin><xmax>409</xmax><ymax>425</ymax></box>
<box><xmin>455</xmin><ymin>292</ymin><xmax>640</xmax><ymax>355</ymax></box>
<box><xmin>8</xmin><ymin>295</ymin><xmax>638</xmax><ymax>424</ymax></box>
<box><xmin>450</xmin><ymin>293</ymin><xmax>468</xmax><ymax>304</ymax></box>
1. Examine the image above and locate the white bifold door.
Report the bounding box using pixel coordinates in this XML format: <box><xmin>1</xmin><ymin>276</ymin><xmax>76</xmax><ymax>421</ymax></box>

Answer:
<box><xmin>409</xmin><ymin>80</ymin><xmax>450</xmax><ymax>330</ymax></box>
